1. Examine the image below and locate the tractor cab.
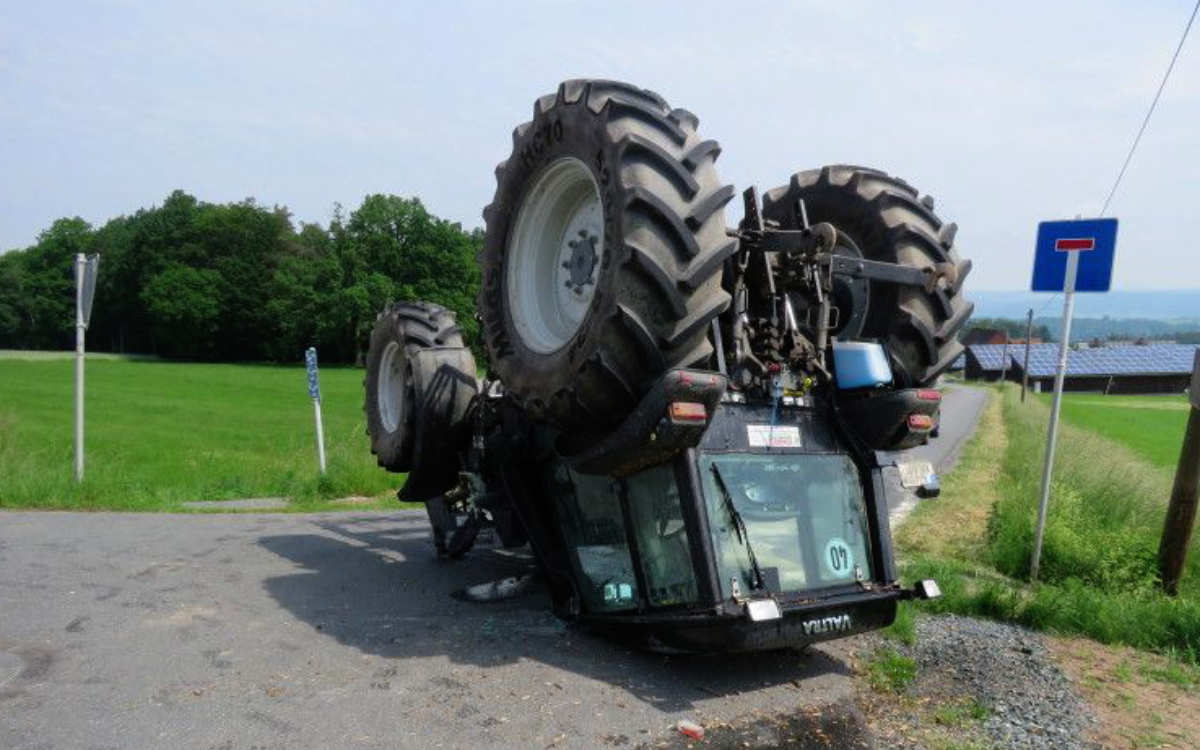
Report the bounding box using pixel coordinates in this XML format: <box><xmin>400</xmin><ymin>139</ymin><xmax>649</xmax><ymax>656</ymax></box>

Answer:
<box><xmin>538</xmin><ymin>396</ymin><xmax>934</xmax><ymax>653</ymax></box>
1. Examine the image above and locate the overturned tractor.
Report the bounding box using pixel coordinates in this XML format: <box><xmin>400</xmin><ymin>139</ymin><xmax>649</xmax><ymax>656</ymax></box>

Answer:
<box><xmin>364</xmin><ymin>79</ymin><xmax>970</xmax><ymax>652</ymax></box>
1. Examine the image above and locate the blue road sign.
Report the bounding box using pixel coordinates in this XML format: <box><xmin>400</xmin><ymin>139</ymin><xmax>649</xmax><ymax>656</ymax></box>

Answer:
<box><xmin>304</xmin><ymin>347</ymin><xmax>321</xmax><ymax>400</ymax></box>
<box><xmin>1031</xmin><ymin>218</ymin><xmax>1118</xmax><ymax>292</ymax></box>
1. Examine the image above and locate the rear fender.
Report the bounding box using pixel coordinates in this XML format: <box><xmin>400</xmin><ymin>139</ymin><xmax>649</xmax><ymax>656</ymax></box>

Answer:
<box><xmin>566</xmin><ymin>369</ymin><xmax>727</xmax><ymax>476</ymax></box>
<box><xmin>836</xmin><ymin>388</ymin><xmax>941</xmax><ymax>451</ymax></box>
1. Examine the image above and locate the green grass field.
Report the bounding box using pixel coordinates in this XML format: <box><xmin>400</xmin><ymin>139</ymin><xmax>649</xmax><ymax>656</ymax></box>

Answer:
<box><xmin>1038</xmin><ymin>392</ymin><xmax>1189</xmax><ymax>469</ymax></box>
<box><xmin>0</xmin><ymin>356</ymin><xmax>404</xmax><ymax>511</ymax></box>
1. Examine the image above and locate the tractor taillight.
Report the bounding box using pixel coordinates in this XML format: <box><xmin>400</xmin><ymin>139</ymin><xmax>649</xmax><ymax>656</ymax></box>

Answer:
<box><xmin>668</xmin><ymin>401</ymin><xmax>708</xmax><ymax>424</ymax></box>
<box><xmin>908</xmin><ymin>414</ymin><xmax>934</xmax><ymax>430</ymax></box>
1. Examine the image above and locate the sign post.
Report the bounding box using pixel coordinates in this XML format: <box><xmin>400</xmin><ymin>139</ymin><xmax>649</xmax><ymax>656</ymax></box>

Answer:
<box><xmin>1029</xmin><ymin>218</ymin><xmax>1117</xmax><ymax>581</ymax></box>
<box><xmin>75</xmin><ymin>253</ymin><xmax>100</xmax><ymax>483</ymax></box>
<box><xmin>305</xmin><ymin>347</ymin><xmax>327</xmax><ymax>474</ymax></box>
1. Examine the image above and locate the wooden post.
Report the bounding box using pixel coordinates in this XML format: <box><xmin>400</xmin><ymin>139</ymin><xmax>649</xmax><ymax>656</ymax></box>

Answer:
<box><xmin>1021</xmin><ymin>308</ymin><xmax>1033</xmax><ymax>403</ymax></box>
<box><xmin>1159</xmin><ymin>350</ymin><xmax>1200</xmax><ymax>595</ymax></box>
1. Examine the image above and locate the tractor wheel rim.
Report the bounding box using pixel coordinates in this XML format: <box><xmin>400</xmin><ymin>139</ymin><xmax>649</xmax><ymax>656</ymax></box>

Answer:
<box><xmin>507</xmin><ymin>157</ymin><xmax>604</xmax><ymax>354</ymax></box>
<box><xmin>378</xmin><ymin>340</ymin><xmax>405</xmax><ymax>434</ymax></box>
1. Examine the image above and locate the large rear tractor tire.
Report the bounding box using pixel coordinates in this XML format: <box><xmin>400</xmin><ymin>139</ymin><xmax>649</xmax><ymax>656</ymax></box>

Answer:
<box><xmin>761</xmin><ymin>166</ymin><xmax>973</xmax><ymax>386</ymax></box>
<box><xmin>479</xmin><ymin>79</ymin><xmax>736</xmax><ymax>434</ymax></box>
<box><xmin>364</xmin><ymin>301</ymin><xmax>465</xmax><ymax>472</ymax></box>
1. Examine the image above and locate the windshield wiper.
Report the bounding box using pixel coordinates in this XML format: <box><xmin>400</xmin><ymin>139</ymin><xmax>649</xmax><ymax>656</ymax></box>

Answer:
<box><xmin>709</xmin><ymin>463</ymin><xmax>766</xmax><ymax>592</ymax></box>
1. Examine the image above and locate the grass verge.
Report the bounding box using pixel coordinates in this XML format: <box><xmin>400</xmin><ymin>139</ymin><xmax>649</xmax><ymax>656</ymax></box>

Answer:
<box><xmin>897</xmin><ymin>384</ymin><xmax>1200</xmax><ymax>663</ymax></box>
<box><xmin>0</xmin><ymin>358</ymin><xmax>409</xmax><ymax>511</ymax></box>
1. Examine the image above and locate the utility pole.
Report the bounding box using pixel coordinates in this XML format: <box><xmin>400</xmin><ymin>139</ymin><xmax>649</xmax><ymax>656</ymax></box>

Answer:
<box><xmin>1159</xmin><ymin>350</ymin><xmax>1200</xmax><ymax>595</ymax></box>
<box><xmin>999</xmin><ymin>330</ymin><xmax>1011</xmax><ymax>384</ymax></box>
<box><xmin>1021</xmin><ymin>308</ymin><xmax>1034</xmax><ymax>403</ymax></box>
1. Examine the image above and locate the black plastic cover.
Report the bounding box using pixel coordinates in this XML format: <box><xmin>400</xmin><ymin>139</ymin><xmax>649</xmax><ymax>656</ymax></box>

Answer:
<box><xmin>567</xmin><ymin>369</ymin><xmax>727</xmax><ymax>477</ymax></box>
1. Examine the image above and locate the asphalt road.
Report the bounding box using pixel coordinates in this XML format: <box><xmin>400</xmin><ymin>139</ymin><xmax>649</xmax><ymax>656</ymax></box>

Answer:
<box><xmin>881</xmin><ymin>384</ymin><xmax>989</xmax><ymax>522</ymax></box>
<box><xmin>0</xmin><ymin>387</ymin><xmax>987</xmax><ymax>750</ymax></box>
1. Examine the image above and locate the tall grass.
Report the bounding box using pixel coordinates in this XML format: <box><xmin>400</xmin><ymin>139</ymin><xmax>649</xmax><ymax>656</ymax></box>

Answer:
<box><xmin>0</xmin><ymin>358</ymin><xmax>402</xmax><ymax>510</ymax></box>
<box><xmin>898</xmin><ymin>384</ymin><xmax>1200</xmax><ymax>662</ymax></box>
<box><xmin>990</xmin><ymin>387</ymin><xmax>1193</xmax><ymax>593</ymax></box>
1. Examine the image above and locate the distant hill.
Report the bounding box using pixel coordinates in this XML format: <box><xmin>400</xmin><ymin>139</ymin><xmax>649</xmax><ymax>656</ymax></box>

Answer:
<box><xmin>971</xmin><ymin>290</ymin><xmax>1200</xmax><ymax>322</ymax></box>
<box><xmin>967</xmin><ymin>290</ymin><xmax>1200</xmax><ymax>342</ymax></box>
<box><xmin>1032</xmin><ymin>317</ymin><xmax>1200</xmax><ymax>343</ymax></box>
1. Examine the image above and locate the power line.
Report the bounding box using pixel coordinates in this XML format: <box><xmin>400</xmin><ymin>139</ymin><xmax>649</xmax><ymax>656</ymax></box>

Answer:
<box><xmin>1099</xmin><ymin>0</ymin><xmax>1200</xmax><ymax>216</ymax></box>
<box><xmin>1035</xmin><ymin>292</ymin><xmax>1060</xmax><ymax>318</ymax></box>
<box><xmin>1038</xmin><ymin>5</ymin><xmax>1198</xmax><ymax>334</ymax></box>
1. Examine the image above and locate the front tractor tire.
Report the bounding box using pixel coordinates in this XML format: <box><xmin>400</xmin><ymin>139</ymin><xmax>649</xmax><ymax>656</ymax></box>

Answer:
<box><xmin>364</xmin><ymin>301</ymin><xmax>465</xmax><ymax>472</ymax></box>
<box><xmin>761</xmin><ymin>166</ymin><xmax>973</xmax><ymax>386</ymax></box>
<box><xmin>479</xmin><ymin>79</ymin><xmax>736</xmax><ymax>435</ymax></box>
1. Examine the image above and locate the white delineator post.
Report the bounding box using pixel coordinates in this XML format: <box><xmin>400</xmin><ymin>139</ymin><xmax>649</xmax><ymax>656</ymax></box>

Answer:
<box><xmin>74</xmin><ymin>253</ymin><xmax>85</xmax><ymax>483</ymax></box>
<box><xmin>1030</xmin><ymin>247</ymin><xmax>1081</xmax><ymax>581</ymax></box>
<box><xmin>313</xmin><ymin>399</ymin><xmax>327</xmax><ymax>474</ymax></box>
<box><xmin>305</xmin><ymin>347</ymin><xmax>327</xmax><ymax>474</ymax></box>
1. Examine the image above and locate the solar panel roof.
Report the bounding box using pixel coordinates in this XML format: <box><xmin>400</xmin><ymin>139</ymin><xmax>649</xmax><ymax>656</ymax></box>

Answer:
<box><xmin>967</xmin><ymin>343</ymin><xmax>1057</xmax><ymax>372</ymax></box>
<box><xmin>968</xmin><ymin>343</ymin><xmax>1199</xmax><ymax>378</ymax></box>
<box><xmin>1021</xmin><ymin>344</ymin><xmax>1199</xmax><ymax>378</ymax></box>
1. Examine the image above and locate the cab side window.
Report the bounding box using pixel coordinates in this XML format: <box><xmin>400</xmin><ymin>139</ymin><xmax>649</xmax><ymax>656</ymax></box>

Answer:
<box><xmin>554</xmin><ymin>466</ymin><xmax>639</xmax><ymax>611</ymax></box>
<box><xmin>626</xmin><ymin>463</ymin><xmax>698</xmax><ymax>607</ymax></box>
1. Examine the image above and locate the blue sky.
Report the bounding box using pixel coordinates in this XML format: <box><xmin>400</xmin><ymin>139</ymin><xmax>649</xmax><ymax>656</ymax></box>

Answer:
<box><xmin>1</xmin><ymin>0</ymin><xmax>1197</xmax><ymax>292</ymax></box>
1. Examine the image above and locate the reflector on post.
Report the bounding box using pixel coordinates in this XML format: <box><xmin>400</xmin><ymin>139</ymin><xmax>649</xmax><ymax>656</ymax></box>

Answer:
<box><xmin>80</xmin><ymin>254</ymin><xmax>100</xmax><ymax>328</ymax></box>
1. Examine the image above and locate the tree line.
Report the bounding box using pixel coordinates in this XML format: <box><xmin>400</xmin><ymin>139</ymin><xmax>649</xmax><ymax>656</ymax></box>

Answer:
<box><xmin>964</xmin><ymin>317</ymin><xmax>1054</xmax><ymax>342</ymax></box>
<box><xmin>0</xmin><ymin>190</ymin><xmax>481</xmax><ymax>363</ymax></box>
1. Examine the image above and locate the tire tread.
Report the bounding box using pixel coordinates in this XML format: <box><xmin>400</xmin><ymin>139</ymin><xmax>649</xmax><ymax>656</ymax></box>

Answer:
<box><xmin>760</xmin><ymin>165</ymin><xmax>972</xmax><ymax>386</ymax></box>
<box><xmin>482</xmin><ymin>80</ymin><xmax>733</xmax><ymax>430</ymax></box>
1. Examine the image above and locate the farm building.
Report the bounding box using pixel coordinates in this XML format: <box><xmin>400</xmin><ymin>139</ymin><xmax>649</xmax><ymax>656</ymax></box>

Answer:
<box><xmin>964</xmin><ymin>343</ymin><xmax>1198</xmax><ymax>394</ymax></box>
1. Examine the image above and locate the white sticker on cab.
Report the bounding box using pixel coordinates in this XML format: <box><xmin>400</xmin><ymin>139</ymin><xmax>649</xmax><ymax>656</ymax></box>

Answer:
<box><xmin>746</xmin><ymin>424</ymin><xmax>801</xmax><ymax>448</ymax></box>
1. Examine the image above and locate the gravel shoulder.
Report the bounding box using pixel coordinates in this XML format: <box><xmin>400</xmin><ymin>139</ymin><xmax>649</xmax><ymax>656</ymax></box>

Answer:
<box><xmin>860</xmin><ymin>615</ymin><xmax>1099</xmax><ymax>750</ymax></box>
